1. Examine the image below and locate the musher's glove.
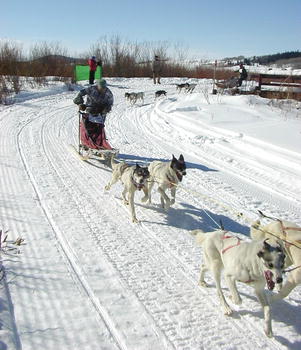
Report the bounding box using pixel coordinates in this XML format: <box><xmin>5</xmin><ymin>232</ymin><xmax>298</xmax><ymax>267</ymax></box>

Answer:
<box><xmin>79</xmin><ymin>104</ymin><xmax>86</xmax><ymax>111</ymax></box>
<box><xmin>102</xmin><ymin>106</ymin><xmax>111</xmax><ymax>114</ymax></box>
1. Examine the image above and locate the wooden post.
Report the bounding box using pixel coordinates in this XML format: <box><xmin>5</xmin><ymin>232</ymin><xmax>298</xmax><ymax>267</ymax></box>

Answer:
<box><xmin>212</xmin><ymin>60</ymin><xmax>217</xmax><ymax>94</ymax></box>
<box><xmin>258</xmin><ymin>74</ymin><xmax>262</xmax><ymax>90</ymax></box>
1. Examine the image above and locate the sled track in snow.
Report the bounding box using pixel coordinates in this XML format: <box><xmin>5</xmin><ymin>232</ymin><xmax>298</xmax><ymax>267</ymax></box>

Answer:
<box><xmin>16</xmin><ymin>103</ymin><xmax>126</xmax><ymax>350</ymax></box>
<box><xmin>16</xmin><ymin>100</ymin><xmax>283</xmax><ymax>349</ymax></box>
<box><xmin>8</xmin><ymin>85</ymin><xmax>299</xmax><ymax>349</ymax></box>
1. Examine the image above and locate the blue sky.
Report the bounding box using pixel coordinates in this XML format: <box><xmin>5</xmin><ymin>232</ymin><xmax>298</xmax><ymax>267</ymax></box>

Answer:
<box><xmin>1</xmin><ymin>0</ymin><xmax>300</xmax><ymax>59</ymax></box>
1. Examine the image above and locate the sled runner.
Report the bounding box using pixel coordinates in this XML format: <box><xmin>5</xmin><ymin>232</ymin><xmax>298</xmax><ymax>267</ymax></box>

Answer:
<box><xmin>75</xmin><ymin>111</ymin><xmax>118</xmax><ymax>160</ymax></box>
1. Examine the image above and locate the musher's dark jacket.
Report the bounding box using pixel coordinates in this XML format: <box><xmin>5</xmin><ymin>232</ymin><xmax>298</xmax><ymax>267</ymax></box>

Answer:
<box><xmin>73</xmin><ymin>85</ymin><xmax>114</xmax><ymax>115</ymax></box>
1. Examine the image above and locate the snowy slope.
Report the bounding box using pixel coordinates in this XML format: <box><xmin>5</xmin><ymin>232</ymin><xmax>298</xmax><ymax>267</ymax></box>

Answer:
<box><xmin>0</xmin><ymin>77</ymin><xmax>300</xmax><ymax>350</ymax></box>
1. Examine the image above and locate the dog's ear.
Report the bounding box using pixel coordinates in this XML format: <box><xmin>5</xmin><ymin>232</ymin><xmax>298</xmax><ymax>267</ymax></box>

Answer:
<box><xmin>276</xmin><ymin>239</ymin><xmax>283</xmax><ymax>249</ymax></box>
<box><xmin>172</xmin><ymin>154</ymin><xmax>176</xmax><ymax>161</ymax></box>
<box><xmin>258</xmin><ymin>239</ymin><xmax>271</xmax><ymax>258</ymax></box>
<box><xmin>135</xmin><ymin>163</ymin><xmax>141</xmax><ymax>169</ymax></box>
<box><xmin>179</xmin><ymin>154</ymin><xmax>184</xmax><ymax>162</ymax></box>
<box><xmin>263</xmin><ymin>238</ymin><xmax>271</xmax><ymax>251</ymax></box>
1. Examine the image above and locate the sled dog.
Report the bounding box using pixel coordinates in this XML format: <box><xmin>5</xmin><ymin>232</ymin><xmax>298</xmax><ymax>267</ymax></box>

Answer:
<box><xmin>251</xmin><ymin>218</ymin><xmax>301</xmax><ymax>301</ymax></box>
<box><xmin>142</xmin><ymin>154</ymin><xmax>186</xmax><ymax>210</ymax></box>
<box><xmin>105</xmin><ymin>157</ymin><xmax>149</xmax><ymax>223</ymax></box>
<box><xmin>191</xmin><ymin>229</ymin><xmax>286</xmax><ymax>337</ymax></box>
<box><xmin>125</xmin><ymin>92</ymin><xmax>144</xmax><ymax>105</ymax></box>
<box><xmin>155</xmin><ymin>90</ymin><xmax>167</xmax><ymax>98</ymax></box>
<box><xmin>176</xmin><ymin>83</ymin><xmax>189</xmax><ymax>92</ymax></box>
<box><xmin>185</xmin><ymin>83</ymin><xmax>197</xmax><ymax>93</ymax></box>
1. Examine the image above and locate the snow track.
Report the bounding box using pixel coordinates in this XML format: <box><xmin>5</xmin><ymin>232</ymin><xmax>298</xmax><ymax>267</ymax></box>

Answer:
<box><xmin>0</xmin><ymin>78</ymin><xmax>300</xmax><ymax>349</ymax></box>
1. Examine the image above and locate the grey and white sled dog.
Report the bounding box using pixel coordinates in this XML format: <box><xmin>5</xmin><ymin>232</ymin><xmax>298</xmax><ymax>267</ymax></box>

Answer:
<box><xmin>105</xmin><ymin>157</ymin><xmax>150</xmax><ymax>223</ymax></box>
<box><xmin>176</xmin><ymin>83</ymin><xmax>189</xmax><ymax>92</ymax></box>
<box><xmin>191</xmin><ymin>229</ymin><xmax>286</xmax><ymax>337</ymax></box>
<box><xmin>185</xmin><ymin>83</ymin><xmax>197</xmax><ymax>93</ymax></box>
<box><xmin>142</xmin><ymin>154</ymin><xmax>186</xmax><ymax>210</ymax></box>
<box><xmin>251</xmin><ymin>217</ymin><xmax>301</xmax><ymax>301</ymax></box>
<box><xmin>125</xmin><ymin>92</ymin><xmax>144</xmax><ymax>105</ymax></box>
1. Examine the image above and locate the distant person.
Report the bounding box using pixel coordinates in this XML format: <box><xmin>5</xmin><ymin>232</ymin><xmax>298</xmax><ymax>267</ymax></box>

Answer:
<box><xmin>237</xmin><ymin>63</ymin><xmax>248</xmax><ymax>87</ymax></box>
<box><xmin>138</xmin><ymin>55</ymin><xmax>168</xmax><ymax>84</ymax></box>
<box><xmin>152</xmin><ymin>55</ymin><xmax>168</xmax><ymax>84</ymax></box>
<box><xmin>152</xmin><ymin>55</ymin><xmax>162</xmax><ymax>84</ymax></box>
<box><xmin>88</xmin><ymin>56</ymin><xmax>97</xmax><ymax>85</ymax></box>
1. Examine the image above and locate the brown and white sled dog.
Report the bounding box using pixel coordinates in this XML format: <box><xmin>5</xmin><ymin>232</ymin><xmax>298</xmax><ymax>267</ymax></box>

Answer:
<box><xmin>251</xmin><ymin>218</ymin><xmax>301</xmax><ymax>301</ymax></box>
<box><xmin>105</xmin><ymin>157</ymin><xmax>149</xmax><ymax>223</ymax></box>
<box><xmin>191</xmin><ymin>229</ymin><xmax>286</xmax><ymax>337</ymax></box>
<box><xmin>142</xmin><ymin>154</ymin><xmax>186</xmax><ymax>210</ymax></box>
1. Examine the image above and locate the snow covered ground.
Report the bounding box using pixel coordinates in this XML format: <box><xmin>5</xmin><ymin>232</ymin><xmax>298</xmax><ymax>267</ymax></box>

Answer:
<box><xmin>0</xmin><ymin>77</ymin><xmax>301</xmax><ymax>350</ymax></box>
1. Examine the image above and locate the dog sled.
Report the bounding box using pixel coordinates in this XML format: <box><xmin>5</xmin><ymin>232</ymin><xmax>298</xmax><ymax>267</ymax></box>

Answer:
<box><xmin>73</xmin><ymin>111</ymin><xmax>118</xmax><ymax>160</ymax></box>
<box><xmin>216</xmin><ymin>76</ymin><xmax>239</xmax><ymax>89</ymax></box>
<box><xmin>215</xmin><ymin>77</ymin><xmax>240</xmax><ymax>95</ymax></box>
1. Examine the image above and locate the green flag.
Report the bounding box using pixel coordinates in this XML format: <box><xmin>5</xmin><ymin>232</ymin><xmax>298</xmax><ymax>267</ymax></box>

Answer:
<box><xmin>74</xmin><ymin>65</ymin><xmax>102</xmax><ymax>82</ymax></box>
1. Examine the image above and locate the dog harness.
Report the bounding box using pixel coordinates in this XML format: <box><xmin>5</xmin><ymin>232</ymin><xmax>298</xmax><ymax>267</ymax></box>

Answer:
<box><xmin>278</xmin><ymin>221</ymin><xmax>301</xmax><ymax>272</ymax></box>
<box><xmin>221</xmin><ymin>234</ymin><xmax>241</xmax><ymax>254</ymax></box>
<box><xmin>221</xmin><ymin>234</ymin><xmax>256</xmax><ymax>283</ymax></box>
<box><xmin>166</xmin><ymin>174</ymin><xmax>176</xmax><ymax>188</ymax></box>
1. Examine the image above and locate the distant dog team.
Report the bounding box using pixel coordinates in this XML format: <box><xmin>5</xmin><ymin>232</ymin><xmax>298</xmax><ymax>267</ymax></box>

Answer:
<box><xmin>124</xmin><ymin>82</ymin><xmax>196</xmax><ymax>106</ymax></box>
<box><xmin>125</xmin><ymin>92</ymin><xmax>144</xmax><ymax>105</ymax></box>
<box><xmin>176</xmin><ymin>83</ymin><xmax>197</xmax><ymax>93</ymax></box>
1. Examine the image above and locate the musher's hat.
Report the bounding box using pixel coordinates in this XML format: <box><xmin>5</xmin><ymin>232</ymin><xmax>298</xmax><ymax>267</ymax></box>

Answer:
<box><xmin>97</xmin><ymin>79</ymin><xmax>107</xmax><ymax>88</ymax></box>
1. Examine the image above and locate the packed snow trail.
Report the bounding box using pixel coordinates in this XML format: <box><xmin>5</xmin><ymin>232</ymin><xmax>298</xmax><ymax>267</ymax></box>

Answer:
<box><xmin>0</xmin><ymin>78</ymin><xmax>300</xmax><ymax>350</ymax></box>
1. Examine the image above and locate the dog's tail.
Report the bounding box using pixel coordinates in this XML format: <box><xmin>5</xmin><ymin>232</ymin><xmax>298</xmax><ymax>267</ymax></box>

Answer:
<box><xmin>190</xmin><ymin>229</ymin><xmax>207</xmax><ymax>245</ymax></box>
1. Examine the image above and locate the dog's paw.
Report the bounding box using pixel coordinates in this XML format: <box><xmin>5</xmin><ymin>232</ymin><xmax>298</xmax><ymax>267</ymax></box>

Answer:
<box><xmin>170</xmin><ymin>198</ymin><xmax>175</xmax><ymax>205</ymax></box>
<box><xmin>223</xmin><ymin>306</ymin><xmax>233</xmax><ymax>316</ymax></box>
<box><xmin>123</xmin><ymin>200</ymin><xmax>129</xmax><ymax>206</ymax></box>
<box><xmin>104</xmin><ymin>184</ymin><xmax>111</xmax><ymax>191</ymax></box>
<box><xmin>132</xmin><ymin>217</ymin><xmax>139</xmax><ymax>223</ymax></box>
<box><xmin>264</xmin><ymin>328</ymin><xmax>273</xmax><ymax>338</ymax></box>
<box><xmin>199</xmin><ymin>281</ymin><xmax>209</xmax><ymax>288</ymax></box>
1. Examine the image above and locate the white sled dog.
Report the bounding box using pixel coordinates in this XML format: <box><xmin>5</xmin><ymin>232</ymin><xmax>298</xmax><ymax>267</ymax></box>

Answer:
<box><xmin>142</xmin><ymin>154</ymin><xmax>186</xmax><ymax>210</ymax></box>
<box><xmin>191</xmin><ymin>229</ymin><xmax>286</xmax><ymax>337</ymax></box>
<box><xmin>251</xmin><ymin>218</ymin><xmax>301</xmax><ymax>301</ymax></box>
<box><xmin>105</xmin><ymin>157</ymin><xmax>149</xmax><ymax>223</ymax></box>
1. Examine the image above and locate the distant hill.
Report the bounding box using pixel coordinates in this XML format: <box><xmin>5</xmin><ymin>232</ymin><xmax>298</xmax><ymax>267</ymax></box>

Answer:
<box><xmin>27</xmin><ymin>55</ymin><xmax>86</xmax><ymax>65</ymax></box>
<box><xmin>223</xmin><ymin>51</ymin><xmax>301</xmax><ymax>68</ymax></box>
<box><xmin>249</xmin><ymin>51</ymin><xmax>301</xmax><ymax>65</ymax></box>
